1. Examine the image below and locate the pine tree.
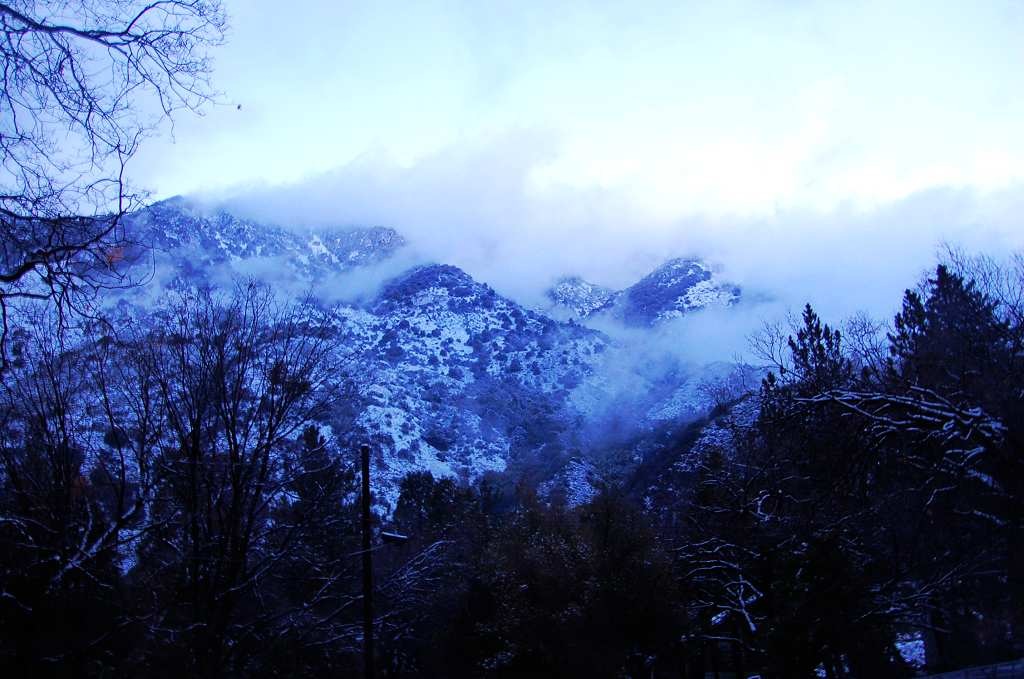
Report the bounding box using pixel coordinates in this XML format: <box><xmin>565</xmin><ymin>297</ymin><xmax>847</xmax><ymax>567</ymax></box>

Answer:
<box><xmin>889</xmin><ymin>265</ymin><xmax>1011</xmax><ymax>404</ymax></box>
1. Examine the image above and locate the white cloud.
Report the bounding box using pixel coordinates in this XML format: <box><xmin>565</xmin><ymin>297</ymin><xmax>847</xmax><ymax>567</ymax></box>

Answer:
<box><xmin>125</xmin><ymin>0</ymin><xmax>1024</xmax><ymax>366</ymax></box>
<box><xmin>130</xmin><ymin>1</ymin><xmax>1024</xmax><ymax>219</ymax></box>
<box><xmin>209</xmin><ymin>131</ymin><xmax>1023</xmax><ymax>337</ymax></box>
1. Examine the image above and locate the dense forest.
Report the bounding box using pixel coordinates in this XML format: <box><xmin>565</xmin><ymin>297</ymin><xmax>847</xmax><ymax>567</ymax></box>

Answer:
<box><xmin>2</xmin><ymin>1</ymin><xmax>1022</xmax><ymax>677</ymax></box>
<box><xmin>0</xmin><ymin>256</ymin><xmax>1020</xmax><ymax>677</ymax></box>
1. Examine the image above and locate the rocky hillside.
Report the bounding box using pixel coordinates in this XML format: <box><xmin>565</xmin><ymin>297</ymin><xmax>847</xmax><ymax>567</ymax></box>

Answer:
<box><xmin>122</xmin><ymin>196</ymin><xmax>404</xmax><ymax>287</ymax></box>
<box><xmin>327</xmin><ymin>263</ymin><xmax>610</xmax><ymax>508</ymax></box>
<box><xmin>546</xmin><ymin>258</ymin><xmax>740</xmax><ymax>326</ymax></box>
<box><xmin>113</xmin><ymin>199</ymin><xmax>740</xmax><ymax>510</ymax></box>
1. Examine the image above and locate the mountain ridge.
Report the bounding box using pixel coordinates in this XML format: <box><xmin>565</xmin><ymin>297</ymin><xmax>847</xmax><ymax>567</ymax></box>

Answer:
<box><xmin>545</xmin><ymin>257</ymin><xmax>740</xmax><ymax>326</ymax></box>
<box><xmin>112</xmin><ymin>198</ymin><xmax>739</xmax><ymax>509</ymax></box>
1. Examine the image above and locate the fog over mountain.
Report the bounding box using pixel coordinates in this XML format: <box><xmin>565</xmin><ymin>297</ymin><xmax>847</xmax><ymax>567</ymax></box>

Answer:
<box><xmin>186</xmin><ymin>131</ymin><xmax>1024</xmax><ymax>362</ymax></box>
<box><xmin>4</xmin><ymin>1</ymin><xmax>1023</xmax><ymax>676</ymax></box>
<box><xmin>102</xmin><ymin>196</ymin><xmax>756</xmax><ymax>511</ymax></box>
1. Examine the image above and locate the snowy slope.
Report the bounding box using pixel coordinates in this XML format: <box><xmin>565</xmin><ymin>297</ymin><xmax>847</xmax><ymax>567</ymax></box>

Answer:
<box><xmin>327</xmin><ymin>264</ymin><xmax>610</xmax><ymax>509</ymax></box>
<box><xmin>114</xmin><ymin>199</ymin><xmax>744</xmax><ymax>511</ymax></box>
<box><xmin>545</xmin><ymin>276</ymin><xmax>618</xmax><ymax>318</ymax></box>
<box><xmin>545</xmin><ymin>258</ymin><xmax>740</xmax><ymax>327</ymax></box>
<box><xmin>122</xmin><ymin>196</ymin><xmax>404</xmax><ymax>287</ymax></box>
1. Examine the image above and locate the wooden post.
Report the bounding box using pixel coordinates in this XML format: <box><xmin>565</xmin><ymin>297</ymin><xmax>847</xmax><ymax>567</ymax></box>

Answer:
<box><xmin>361</xmin><ymin>444</ymin><xmax>374</xmax><ymax>679</ymax></box>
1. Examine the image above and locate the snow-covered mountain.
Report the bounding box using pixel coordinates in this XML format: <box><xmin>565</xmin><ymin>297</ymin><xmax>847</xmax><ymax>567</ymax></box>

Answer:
<box><xmin>545</xmin><ymin>276</ymin><xmax>618</xmax><ymax>318</ymax></box>
<box><xmin>123</xmin><ymin>196</ymin><xmax>404</xmax><ymax>287</ymax></box>
<box><xmin>115</xmin><ymin>199</ymin><xmax>741</xmax><ymax>510</ymax></box>
<box><xmin>545</xmin><ymin>258</ymin><xmax>741</xmax><ymax>326</ymax></box>
<box><xmin>326</xmin><ymin>263</ymin><xmax>610</xmax><ymax>508</ymax></box>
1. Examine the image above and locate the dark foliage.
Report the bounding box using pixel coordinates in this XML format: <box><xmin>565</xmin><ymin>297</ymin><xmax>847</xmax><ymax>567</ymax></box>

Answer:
<box><xmin>0</xmin><ymin>259</ymin><xmax>1021</xmax><ymax>677</ymax></box>
<box><xmin>0</xmin><ymin>0</ymin><xmax>225</xmax><ymax>370</ymax></box>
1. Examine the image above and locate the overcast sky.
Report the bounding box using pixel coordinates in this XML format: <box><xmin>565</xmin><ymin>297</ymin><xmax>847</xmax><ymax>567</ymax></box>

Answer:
<box><xmin>134</xmin><ymin>0</ymin><xmax>1024</xmax><ymax>211</ymax></box>
<box><xmin>129</xmin><ymin>0</ymin><xmax>1024</xmax><ymax>321</ymax></box>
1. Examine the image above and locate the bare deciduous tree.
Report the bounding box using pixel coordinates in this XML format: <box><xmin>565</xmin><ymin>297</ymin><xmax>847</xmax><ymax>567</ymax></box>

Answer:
<box><xmin>0</xmin><ymin>0</ymin><xmax>225</xmax><ymax>367</ymax></box>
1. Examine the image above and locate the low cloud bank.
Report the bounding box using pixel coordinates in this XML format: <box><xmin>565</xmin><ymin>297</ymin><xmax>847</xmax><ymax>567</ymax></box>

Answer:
<box><xmin>197</xmin><ymin>131</ymin><xmax>1024</xmax><ymax>362</ymax></box>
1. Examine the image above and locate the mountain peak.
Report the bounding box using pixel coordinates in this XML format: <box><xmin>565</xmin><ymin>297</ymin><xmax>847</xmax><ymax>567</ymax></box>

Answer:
<box><xmin>622</xmin><ymin>257</ymin><xmax>737</xmax><ymax>326</ymax></box>
<box><xmin>376</xmin><ymin>264</ymin><xmax>484</xmax><ymax>302</ymax></box>
<box><xmin>543</xmin><ymin>257</ymin><xmax>740</xmax><ymax>326</ymax></box>
<box><xmin>123</xmin><ymin>199</ymin><xmax>406</xmax><ymax>286</ymax></box>
<box><xmin>545</xmin><ymin>276</ymin><xmax>617</xmax><ymax>318</ymax></box>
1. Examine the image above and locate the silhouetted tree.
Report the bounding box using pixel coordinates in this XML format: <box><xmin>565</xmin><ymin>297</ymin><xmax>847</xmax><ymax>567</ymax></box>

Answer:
<box><xmin>122</xmin><ymin>284</ymin><xmax>339</xmax><ymax>677</ymax></box>
<box><xmin>0</xmin><ymin>0</ymin><xmax>225</xmax><ymax>368</ymax></box>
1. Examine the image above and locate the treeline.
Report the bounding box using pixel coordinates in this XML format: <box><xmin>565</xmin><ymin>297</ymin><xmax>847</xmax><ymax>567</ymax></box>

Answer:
<box><xmin>1</xmin><ymin>259</ymin><xmax>1022</xmax><ymax>677</ymax></box>
<box><xmin>668</xmin><ymin>257</ymin><xmax>1024</xmax><ymax>676</ymax></box>
<box><xmin>0</xmin><ymin>286</ymin><xmax>373</xmax><ymax>676</ymax></box>
<box><xmin>387</xmin><ymin>258</ymin><xmax>1023</xmax><ymax>677</ymax></box>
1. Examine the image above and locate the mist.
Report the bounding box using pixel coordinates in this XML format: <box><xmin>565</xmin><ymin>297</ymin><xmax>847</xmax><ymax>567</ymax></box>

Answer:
<box><xmin>191</xmin><ymin>132</ymin><xmax>1021</xmax><ymax>365</ymax></box>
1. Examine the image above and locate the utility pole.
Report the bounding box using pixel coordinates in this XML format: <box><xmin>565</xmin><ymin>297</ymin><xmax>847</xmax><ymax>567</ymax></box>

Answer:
<box><xmin>361</xmin><ymin>443</ymin><xmax>374</xmax><ymax>679</ymax></box>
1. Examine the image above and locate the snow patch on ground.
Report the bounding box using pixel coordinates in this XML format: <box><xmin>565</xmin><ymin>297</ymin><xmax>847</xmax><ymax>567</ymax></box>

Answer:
<box><xmin>539</xmin><ymin>458</ymin><xmax>601</xmax><ymax>507</ymax></box>
<box><xmin>677</xmin><ymin>396</ymin><xmax>759</xmax><ymax>472</ymax></box>
<box><xmin>895</xmin><ymin>632</ymin><xmax>926</xmax><ymax>669</ymax></box>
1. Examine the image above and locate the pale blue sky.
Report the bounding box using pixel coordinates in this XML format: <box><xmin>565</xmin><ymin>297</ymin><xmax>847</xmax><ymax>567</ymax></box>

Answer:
<box><xmin>132</xmin><ymin>0</ymin><xmax>1024</xmax><ymax>219</ymax></box>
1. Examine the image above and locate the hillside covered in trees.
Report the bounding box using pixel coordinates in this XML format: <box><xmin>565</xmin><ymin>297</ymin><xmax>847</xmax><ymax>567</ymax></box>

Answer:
<box><xmin>1</xmin><ymin>253</ymin><xmax>1021</xmax><ymax>677</ymax></box>
<box><xmin>2</xmin><ymin>1</ymin><xmax>1022</xmax><ymax>677</ymax></box>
